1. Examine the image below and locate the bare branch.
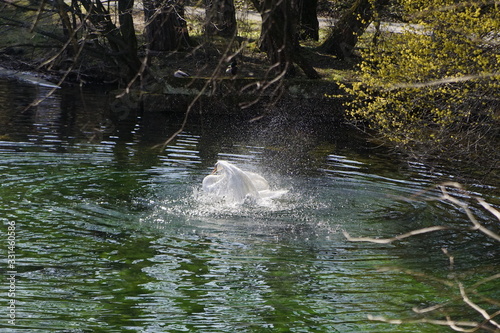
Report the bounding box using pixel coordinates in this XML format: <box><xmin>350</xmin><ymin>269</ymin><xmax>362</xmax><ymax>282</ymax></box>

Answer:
<box><xmin>151</xmin><ymin>32</ymin><xmax>248</xmax><ymax>151</ymax></box>
<box><xmin>442</xmin><ymin>247</ymin><xmax>455</xmax><ymax>271</ymax></box>
<box><xmin>459</xmin><ymin>283</ymin><xmax>500</xmax><ymax>330</ymax></box>
<box><xmin>30</xmin><ymin>0</ymin><xmax>47</xmax><ymax>33</ymax></box>
<box><xmin>37</xmin><ymin>11</ymin><xmax>90</xmax><ymax>69</ymax></box>
<box><xmin>413</xmin><ymin>301</ymin><xmax>450</xmax><ymax>314</ymax></box>
<box><xmin>367</xmin><ymin>315</ymin><xmax>493</xmax><ymax>332</ymax></box>
<box><xmin>346</xmin><ymin>183</ymin><xmax>500</xmax><ymax>332</ymax></box>
<box><xmin>412</xmin><ymin>274</ymin><xmax>500</xmax><ymax>315</ymax></box>
<box><xmin>478</xmin><ymin>199</ymin><xmax>500</xmax><ymax>224</ymax></box>
<box><xmin>471</xmin><ymin>273</ymin><xmax>500</xmax><ymax>291</ymax></box>
<box><xmin>439</xmin><ymin>185</ymin><xmax>500</xmax><ymax>242</ymax></box>
<box><xmin>25</xmin><ymin>37</ymin><xmax>87</xmax><ymax>110</ymax></box>
<box><xmin>343</xmin><ymin>225</ymin><xmax>451</xmax><ymax>244</ymax></box>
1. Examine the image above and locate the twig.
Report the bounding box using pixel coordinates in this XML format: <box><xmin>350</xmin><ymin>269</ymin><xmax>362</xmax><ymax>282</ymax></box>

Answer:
<box><xmin>115</xmin><ymin>54</ymin><xmax>149</xmax><ymax>98</ymax></box>
<box><xmin>471</xmin><ymin>273</ymin><xmax>500</xmax><ymax>291</ymax></box>
<box><xmin>347</xmin><ymin>182</ymin><xmax>500</xmax><ymax>332</ymax></box>
<box><xmin>24</xmin><ymin>39</ymin><xmax>86</xmax><ymax>110</ymax></box>
<box><xmin>459</xmin><ymin>283</ymin><xmax>500</xmax><ymax>330</ymax></box>
<box><xmin>37</xmin><ymin>12</ymin><xmax>90</xmax><ymax>70</ymax></box>
<box><xmin>442</xmin><ymin>247</ymin><xmax>455</xmax><ymax>271</ymax></box>
<box><xmin>152</xmin><ymin>32</ymin><xmax>248</xmax><ymax>151</ymax></box>
<box><xmin>30</xmin><ymin>0</ymin><xmax>46</xmax><ymax>33</ymax></box>
<box><xmin>343</xmin><ymin>225</ymin><xmax>451</xmax><ymax>244</ymax></box>
<box><xmin>478</xmin><ymin>199</ymin><xmax>500</xmax><ymax>223</ymax></box>
<box><xmin>367</xmin><ymin>315</ymin><xmax>492</xmax><ymax>332</ymax></box>
<box><xmin>439</xmin><ymin>185</ymin><xmax>500</xmax><ymax>242</ymax></box>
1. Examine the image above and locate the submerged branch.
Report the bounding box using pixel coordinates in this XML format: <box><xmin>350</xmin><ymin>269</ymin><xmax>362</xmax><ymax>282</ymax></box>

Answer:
<box><xmin>478</xmin><ymin>199</ymin><xmax>500</xmax><ymax>225</ymax></box>
<box><xmin>459</xmin><ymin>283</ymin><xmax>500</xmax><ymax>330</ymax></box>
<box><xmin>344</xmin><ymin>182</ymin><xmax>500</xmax><ymax>244</ymax></box>
<box><xmin>367</xmin><ymin>315</ymin><xmax>497</xmax><ymax>332</ymax></box>
<box><xmin>343</xmin><ymin>225</ymin><xmax>451</xmax><ymax>244</ymax></box>
<box><xmin>439</xmin><ymin>185</ymin><xmax>500</xmax><ymax>242</ymax></box>
<box><xmin>347</xmin><ymin>182</ymin><xmax>500</xmax><ymax>332</ymax></box>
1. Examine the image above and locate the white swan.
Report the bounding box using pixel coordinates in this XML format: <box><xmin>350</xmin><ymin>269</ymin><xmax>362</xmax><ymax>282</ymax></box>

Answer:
<box><xmin>202</xmin><ymin>160</ymin><xmax>287</xmax><ymax>203</ymax></box>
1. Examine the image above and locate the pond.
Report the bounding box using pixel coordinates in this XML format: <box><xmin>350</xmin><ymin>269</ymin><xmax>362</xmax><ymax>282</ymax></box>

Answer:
<box><xmin>1</xmin><ymin>79</ymin><xmax>499</xmax><ymax>333</ymax></box>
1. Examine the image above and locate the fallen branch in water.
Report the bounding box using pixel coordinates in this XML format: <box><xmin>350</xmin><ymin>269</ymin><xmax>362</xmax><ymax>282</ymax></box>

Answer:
<box><xmin>459</xmin><ymin>282</ymin><xmax>500</xmax><ymax>331</ymax></box>
<box><xmin>367</xmin><ymin>315</ymin><xmax>498</xmax><ymax>332</ymax></box>
<box><xmin>344</xmin><ymin>182</ymin><xmax>500</xmax><ymax>332</ymax></box>
<box><xmin>343</xmin><ymin>182</ymin><xmax>500</xmax><ymax>244</ymax></box>
<box><xmin>343</xmin><ymin>225</ymin><xmax>452</xmax><ymax>244</ymax></box>
<box><xmin>439</xmin><ymin>184</ymin><xmax>500</xmax><ymax>243</ymax></box>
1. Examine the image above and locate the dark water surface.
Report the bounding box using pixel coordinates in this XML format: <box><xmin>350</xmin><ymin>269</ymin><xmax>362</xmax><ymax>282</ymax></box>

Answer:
<box><xmin>0</xmin><ymin>80</ymin><xmax>498</xmax><ymax>332</ymax></box>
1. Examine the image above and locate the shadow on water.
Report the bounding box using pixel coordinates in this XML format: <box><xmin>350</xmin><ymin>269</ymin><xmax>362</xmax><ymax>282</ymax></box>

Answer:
<box><xmin>0</xmin><ymin>79</ymin><xmax>498</xmax><ymax>332</ymax></box>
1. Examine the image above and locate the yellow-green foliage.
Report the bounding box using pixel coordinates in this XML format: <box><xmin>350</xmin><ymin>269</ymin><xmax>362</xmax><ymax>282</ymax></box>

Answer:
<box><xmin>343</xmin><ymin>0</ymin><xmax>500</xmax><ymax>146</ymax></box>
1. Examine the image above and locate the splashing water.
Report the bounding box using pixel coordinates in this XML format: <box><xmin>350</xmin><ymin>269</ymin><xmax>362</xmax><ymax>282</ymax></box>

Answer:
<box><xmin>140</xmin><ymin>164</ymin><xmax>342</xmax><ymax>245</ymax></box>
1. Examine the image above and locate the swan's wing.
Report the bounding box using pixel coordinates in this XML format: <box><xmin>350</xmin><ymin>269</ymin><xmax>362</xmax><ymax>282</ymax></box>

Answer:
<box><xmin>244</xmin><ymin>171</ymin><xmax>270</xmax><ymax>191</ymax></box>
<box><xmin>225</xmin><ymin>169</ymin><xmax>259</xmax><ymax>202</ymax></box>
<box><xmin>202</xmin><ymin>174</ymin><xmax>225</xmax><ymax>193</ymax></box>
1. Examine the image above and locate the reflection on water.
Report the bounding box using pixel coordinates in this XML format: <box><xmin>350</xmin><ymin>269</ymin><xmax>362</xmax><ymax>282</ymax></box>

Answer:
<box><xmin>0</xmin><ymin>79</ymin><xmax>498</xmax><ymax>332</ymax></box>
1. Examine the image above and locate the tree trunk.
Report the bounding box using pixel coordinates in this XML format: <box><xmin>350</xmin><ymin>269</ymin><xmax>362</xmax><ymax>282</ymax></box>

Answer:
<box><xmin>55</xmin><ymin>0</ymin><xmax>78</xmax><ymax>56</ymax></box>
<box><xmin>252</xmin><ymin>0</ymin><xmax>320</xmax><ymax>79</ymax></box>
<box><xmin>143</xmin><ymin>0</ymin><xmax>190</xmax><ymax>51</ymax></box>
<box><xmin>298</xmin><ymin>0</ymin><xmax>319</xmax><ymax>41</ymax></box>
<box><xmin>77</xmin><ymin>0</ymin><xmax>142</xmax><ymax>81</ymax></box>
<box><xmin>204</xmin><ymin>0</ymin><xmax>237</xmax><ymax>37</ymax></box>
<box><xmin>256</xmin><ymin>0</ymin><xmax>295</xmax><ymax>76</ymax></box>
<box><xmin>118</xmin><ymin>0</ymin><xmax>138</xmax><ymax>66</ymax></box>
<box><xmin>320</xmin><ymin>0</ymin><xmax>387</xmax><ymax>59</ymax></box>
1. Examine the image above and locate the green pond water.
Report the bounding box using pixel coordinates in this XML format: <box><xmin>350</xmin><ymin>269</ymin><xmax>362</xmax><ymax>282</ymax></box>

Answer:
<box><xmin>0</xmin><ymin>79</ymin><xmax>499</xmax><ymax>332</ymax></box>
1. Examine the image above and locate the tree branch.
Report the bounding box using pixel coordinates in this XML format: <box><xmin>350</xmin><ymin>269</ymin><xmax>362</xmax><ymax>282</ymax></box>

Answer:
<box><xmin>0</xmin><ymin>15</ymin><xmax>66</xmax><ymax>43</ymax></box>
<box><xmin>459</xmin><ymin>283</ymin><xmax>500</xmax><ymax>330</ymax></box>
<box><xmin>343</xmin><ymin>225</ymin><xmax>452</xmax><ymax>244</ymax></box>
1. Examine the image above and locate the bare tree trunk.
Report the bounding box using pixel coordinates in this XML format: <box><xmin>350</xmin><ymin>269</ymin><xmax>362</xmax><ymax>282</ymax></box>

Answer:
<box><xmin>320</xmin><ymin>0</ymin><xmax>387</xmax><ymax>59</ymax></box>
<box><xmin>77</xmin><ymin>0</ymin><xmax>142</xmax><ymax>81</ymax></box>
<box><xmin>252</xmin><ymin>0</ymin><xmax>320</xmax><ymax>79</ymax></box>
<box><xmin>55</xmin><ymin>0</ymin><xmax>78</xmax><ymax>56</ymax></box>
<box><xmin>118</xmin><ymin>0</ymin><xmax>138</xmax><ymax>63</ymax></box>
<box><xmin>204</xmin><ymin>0</ymin><xmax>237</xmax><ymax>37</ymax></box>
<box><xmin>143</xmin><ymin>0</ymin><xmax>190</xmax><ymax>51</ymax></box>
<box><xmin>298</xmin><ymin>0</ymin><xmax>319</xmax><ymax>41</ymax></box>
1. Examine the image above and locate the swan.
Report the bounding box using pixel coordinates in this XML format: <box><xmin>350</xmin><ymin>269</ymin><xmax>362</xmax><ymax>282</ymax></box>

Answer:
<box><xmin>202</xmin><ymin>160</ymin><xmax>287</xmax><ymax>203</ymax></box>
